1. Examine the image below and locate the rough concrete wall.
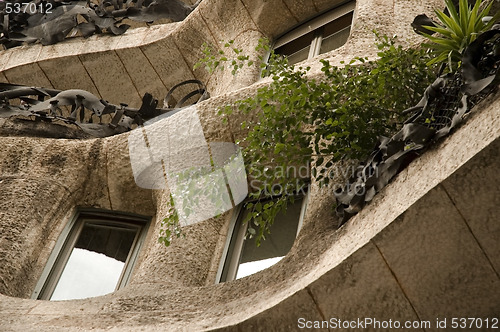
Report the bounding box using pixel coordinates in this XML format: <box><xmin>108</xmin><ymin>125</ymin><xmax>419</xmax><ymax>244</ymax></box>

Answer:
<box><xmin>0</xmin><ymin>135</ymin><xmax>155</xmax><ymax>298</ymax></box>
<box><xmin>0</xmin><ymin>138</ymin><xmax>107</xmax><ymax>298</ymax></box>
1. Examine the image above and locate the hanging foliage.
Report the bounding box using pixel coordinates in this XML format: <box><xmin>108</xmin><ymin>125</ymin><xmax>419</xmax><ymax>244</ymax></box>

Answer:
<box><xmin>335</xmin><ymin>26</ymin><xmax>500</xmax><ymax>223</ymax></box>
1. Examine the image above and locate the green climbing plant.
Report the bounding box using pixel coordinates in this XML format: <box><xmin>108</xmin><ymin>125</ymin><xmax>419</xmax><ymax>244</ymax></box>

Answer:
<box><xmin>159</xmin><ymin>194</ymin><xmax>183</xmax><ymax>247</ymax></box>
<box><xmin>193</xmin><ymin>40</ymin><xmax>255</xmax><ymax>75</ymax></box>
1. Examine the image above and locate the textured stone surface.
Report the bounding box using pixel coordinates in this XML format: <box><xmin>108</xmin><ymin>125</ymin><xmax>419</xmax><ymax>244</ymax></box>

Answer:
<box><xmin>0</xmin><ymin>92</ymin><xmax>497</xmax><ymax>331</ymax></box>
<box><xmin>3</xmin><ymin>63</ymin><xmax>53</xmax><ymax>88</ymax></box>
<box><xmin>114</xmin><ymin>47</ymin><xmax>167</xmax><ymax>102</ymax></box>
<box><xmin>104</xmin><ymin>133</ymin><xmax>155</xmax><ymax>214</ymax></box>
<box><xmin>0</xmin><ymin>138</ymin><xmax>111</xmax><ymax>298</ymax></box>
<box><xmin>37</xmin><ymin>37</ymin><xmax>88</xmax><ymax>61</ymax></box>
<box><xmin>140</xmin><ymin>35</ymin><xmax>195</xmax><ymax>105</ymax></box>
<box><xmin>169</xmin><ymin>8</ymin><xmax>213</xmax><ymax>97</ymax></box>
<box><xmin>3</xmin><ymin>44</ymin><xmax>43</xmax><ymax>70</ymax></box>
<box><xmin>308</xmin><ymin>242</ymin><xmax>420</xmax><ymax>324</ymax></box>
<box><xmin>282</xmin><ymin>0</ymin><xmax>320</xmax><ymax>22</ymax></box>
<box><xmin>441</xmin><ymin>138</ymin><xmax>500</xmax><ymax>275</ymax></box>
<box><xmin>0</xmin><ymin>72</ymin><xmax>8</xmax><ymax>83</ymax></box>
<box><xmin>78</xmin><ymin>51</ymin><xmax>142</xmax><ymax>108</ymax></box>
<box><xmin>213</xmin><ymin>288</ymin><xmax>324</xmax><ymax>332</ymax></box>
<box><xmin>38</xmin><ymin>56</ymin><xmax>101</xmax><ymax>97</ymax></box>
<box><xmin>373</xmin><ymin>184</ymin><xmax>500</xmax><ymax>320</ymax></box>
<box><xmin>0</xmin><ymin>51</ymin><xmax>12</xmax><ymax>73</ymax></box>
<box><xmin>205</xmin><ymin>29</ymin><xmax>266</xmax><ymax>96</ymax></box>
<box><xmin>239</xmin><ymin>0</ymin><xmax>298</xmax><ymax>37</ymax></box>
<box><xmin>198</xmin><ymin>0</ymin><xmax>257</xmax><ymax>44</ymax></box>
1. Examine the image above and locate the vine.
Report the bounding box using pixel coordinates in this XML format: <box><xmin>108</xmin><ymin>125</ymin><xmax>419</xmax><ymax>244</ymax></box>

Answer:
<box><xmin>160</xmin><ymin>33</ymin><xmax>437</xmax><ymax>246</ymax></box>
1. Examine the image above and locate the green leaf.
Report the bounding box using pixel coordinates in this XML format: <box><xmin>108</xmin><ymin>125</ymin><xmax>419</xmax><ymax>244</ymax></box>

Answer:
<box><xmin>424</xmin><ymin>25</ymin><xmax>454</xmax><ymax>38</ymax></box>
<box><xmin>459</xmin><ymin>0</ymin><xmax>468</xmax><ymax>31</ymax></box>
<box><xmin>274</xmin><ymin>143</ymin><xmax>285</xmax><ymax>154</ymax></box>
<box><xmin>467</xmin><ymin>0</ymin><xmax>480</xmax><ymax>36</ymax></box>
<box><xmin>435</xmin><ymin>8</ymin><xmax>462</xmax><ymax>37</ymax></box>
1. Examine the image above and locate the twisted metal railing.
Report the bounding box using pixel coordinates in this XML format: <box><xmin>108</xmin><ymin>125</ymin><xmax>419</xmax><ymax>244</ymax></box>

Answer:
<box><xmin>0</xmin><ymin>79</ymin><xmax>209</xmax><ymax>137</ymax></box>
<box><xmin>0</xmin><ymin>0</ymin><xmax>201</xmax><ymax>48</ymax></box>
<box><xmin>335</xmin><ymin>27</ymin><xmax>500</xmax><ymax>223</ymax></box>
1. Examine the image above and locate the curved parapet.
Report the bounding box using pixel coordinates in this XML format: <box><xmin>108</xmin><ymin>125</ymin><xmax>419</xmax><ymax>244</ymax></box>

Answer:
<box><xmin>0</xmin><ymin>91</ymin><xmax>498</xmax><ymax>330</ymax></box>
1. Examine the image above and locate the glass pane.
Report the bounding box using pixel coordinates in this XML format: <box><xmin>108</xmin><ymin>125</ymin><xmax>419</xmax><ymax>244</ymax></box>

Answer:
<box><xmin>275</xmin><ymin>31</ymin><xmax>314</xmax><ymax>65</ymax></box>
<box><xmin>236</xmin><ymin>256</ymin><xmax>283</xmax><ymax>279</ymax></box>
<box><xmin>235</xmin><ymin>197</ymin><xmax>303</xmax><ymax>279</ymax></box>
<box><xmin>50</xmin><ymin>223</ymin><xmax>137</xmax><ymax>300</ymax></box>
<box><xmin>286</xmin><ymin>46</ymin><xmax>311</xmax><ymax>65</ymax></box>
<box><xmin>320</xmin><ymin>26</ymin><xmax>351</xmax><ymax>54</ymax></box>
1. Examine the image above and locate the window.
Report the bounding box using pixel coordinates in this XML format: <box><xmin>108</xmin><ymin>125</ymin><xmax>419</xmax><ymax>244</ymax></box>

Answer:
<box><xmin>217</xmin><ymin>193</ymin><xmax>308</xmax><ymax>282</ymax></box>
<box><xmin>274</xmin><ymin>1</ymin><xmax>355</xmax><ymax>65</ymax></box>
<box><xmin>32</xmin><ymin>210</ymin><xmax>150</xmax><ymax>301</ymax></box>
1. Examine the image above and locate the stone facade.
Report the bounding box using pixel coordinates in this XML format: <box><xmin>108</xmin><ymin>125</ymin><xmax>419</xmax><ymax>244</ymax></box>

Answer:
<box><xmin>1</xmin><ymin>0</ymin><xmax>499</xmax><ymax>331</ymax></box>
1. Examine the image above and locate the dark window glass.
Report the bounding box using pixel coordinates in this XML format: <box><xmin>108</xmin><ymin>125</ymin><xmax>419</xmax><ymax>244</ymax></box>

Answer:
<box><xmin>236</xmin><ymin>198</ymin><xmax>303</xmax><ymax>278</ymax></box>
<box><xmin>220</xmin><ymin>195</ymin><xmax>306</xmax><ymax>281</ymax></box>
<box><xmin>275</xmin><ymin>31</ymin><xmax>315</xmax><ymax>65</ymax></box>
<box><xmin>273</xmin><ymin>4</ymin><xmax>354</xmax><ymax>65</ymax></box>
<box><xmin>320</xmin><ymin>13</ymin><xmax>353</xmax><ymax>54</ymax></box>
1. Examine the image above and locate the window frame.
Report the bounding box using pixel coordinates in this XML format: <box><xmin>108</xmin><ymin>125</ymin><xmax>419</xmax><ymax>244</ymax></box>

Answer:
<box><xmin>31</xmin><ymin>209</ymin><xmax>150</xmax><ymax>300</ymax></box>
<box><xmin>272</xmin><ymin>1</ymin><xmax>355</xmax><ymax>64</ymax></box>
<box><xmin>216</xmin><ymin>192</ymin><xmax>309</xmax><ymax>283</ymax></box>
